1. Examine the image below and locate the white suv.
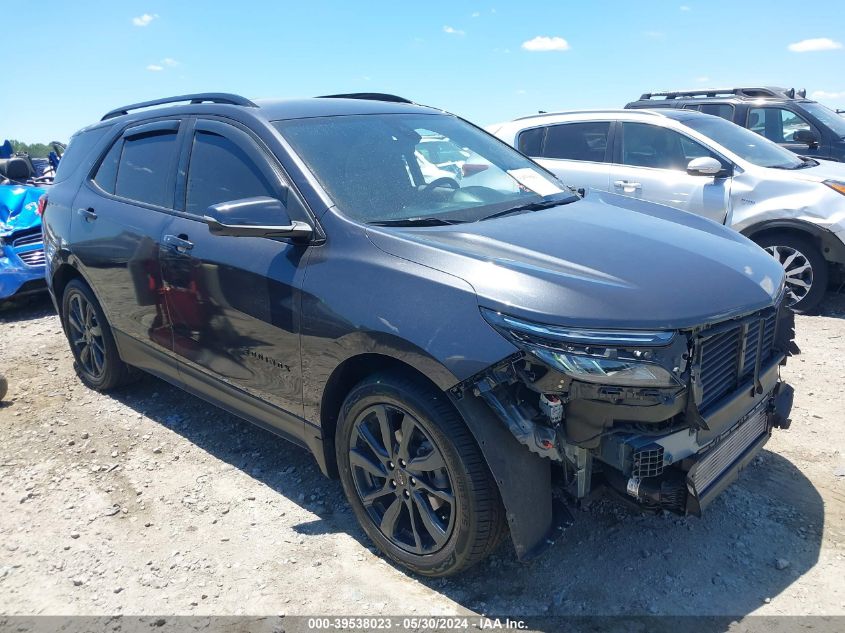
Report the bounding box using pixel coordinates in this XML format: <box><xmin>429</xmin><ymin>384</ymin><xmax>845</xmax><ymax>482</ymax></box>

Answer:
<box><xmin>490</xmin><ymin>109</ymin><xmax>845</xmax><ymax>312</ymax></box>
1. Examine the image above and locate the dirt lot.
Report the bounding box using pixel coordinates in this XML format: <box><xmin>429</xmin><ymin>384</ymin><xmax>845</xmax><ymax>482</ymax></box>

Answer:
<box><xmin>0</xmin><ymin>292</ymin><xmax>843</xmax><ymax>622</ymax></box>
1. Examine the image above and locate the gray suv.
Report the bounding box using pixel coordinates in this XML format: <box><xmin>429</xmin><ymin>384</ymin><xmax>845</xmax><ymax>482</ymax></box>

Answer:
<box><xmin>43</xmin><ymin>92</ymin><xmax>795</xmax><ymax>576</ymax></box>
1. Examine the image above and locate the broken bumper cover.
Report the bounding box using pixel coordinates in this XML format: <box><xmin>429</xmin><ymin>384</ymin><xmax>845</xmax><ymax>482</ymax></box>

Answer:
<box><xmin>686</xmin><ymin>381</ymin><xmax>793</xmax><ymax>515</ymax></box>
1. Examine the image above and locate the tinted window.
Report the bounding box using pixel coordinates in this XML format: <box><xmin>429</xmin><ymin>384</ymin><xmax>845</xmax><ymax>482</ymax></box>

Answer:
<box><xmin>114</xmin><ymin>130</ymin><xmax>178</xmax><ymax>207</ymax></box>
<box><xmin>747</xmin><ymin>107</ymin><xmax>813</xmax><ymax>143</ymax></box>
<box><xmin>517</xmin><ymin>127</ymin><xmax>544</xmax><ymax>156</ymax></box>
<box><xmin>186</xmin><ymin>130</ymin><xmax>277</xmax><ymax>215</ymax></box>
<box><xmin>93</xmin><ymin>139</ymin><xmax>122</xmax><ymax>194</ymax></box>
<box><xmin>53</xmin><ymin>126</ymin><xmax>110</xmax><ymax>183</ymax></box>
<box><xmin>543</xmin><ymin>122</ymin><xmax>610</xmax><ymax>162</ymax></box>
<box><xmin>620</xmin><ymin>122</ymin><xmax>720</xmax><ymax>170</ymax></box>
<box><xmin>684</xmin><ymin>103</ymin><xmax>735</xmax><ymax>121</ymax></box>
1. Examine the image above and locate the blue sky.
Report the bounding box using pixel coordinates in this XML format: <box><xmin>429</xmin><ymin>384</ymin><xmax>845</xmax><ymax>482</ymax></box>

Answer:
<box><xmin>5</xmin><ymin>1</ymin><xmax>845</xmax><ymax>142</ymax></box>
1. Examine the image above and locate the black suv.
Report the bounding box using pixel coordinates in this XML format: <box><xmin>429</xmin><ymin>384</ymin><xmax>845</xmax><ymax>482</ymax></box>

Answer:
<box><xmin>43</xmin><ymin>92</ymin><xmax>795</xmax><ymax>576</ymax></box>
<box><xmin>626</xmin><ymin>87</ymin><xmax>845</xmax><ymax>162</ymax></box>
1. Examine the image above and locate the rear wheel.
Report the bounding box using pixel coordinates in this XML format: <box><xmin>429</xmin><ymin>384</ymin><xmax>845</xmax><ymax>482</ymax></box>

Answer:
<box><xmin>755</xmin><ymin>232</ymin><xmax>828</xmax><ymax>314</ymax></box>
<box><xmin>61</xmin><ymin>279</ymin><xmax>137</xmax><ymax>391</ymax></box>
<box><xmin>336</xmin><ymin>372</ymin><xmax>506</xmax><ymax>576</ymax></box>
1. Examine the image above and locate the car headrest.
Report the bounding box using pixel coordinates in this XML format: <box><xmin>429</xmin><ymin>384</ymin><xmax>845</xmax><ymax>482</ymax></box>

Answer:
<box><xmin>0</xmin><ymin>157</ymin><xmax>34</xmax><ymax>181</ymax></box>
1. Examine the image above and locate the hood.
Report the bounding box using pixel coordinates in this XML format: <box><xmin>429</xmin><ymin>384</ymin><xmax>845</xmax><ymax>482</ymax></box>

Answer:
<box><xmin>366</xmin><ymin>191</ymin><xmax>785</xmax><ymax>330</ymax></box>
<box><xmin>0</xmin><ymin>185</ymin><xmax>44</xmax><ymax>237</ymax></box>
<box><xmin>785</xmin><ymin>158</ymin><xmax>845</xmax><ymax>184</ymax></box>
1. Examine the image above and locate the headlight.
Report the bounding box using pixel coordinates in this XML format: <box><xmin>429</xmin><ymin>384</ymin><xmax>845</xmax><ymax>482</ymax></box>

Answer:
<box><xmin>824</xmin><ymin>180</ymin><xmax>845</xmax><ymax>196</ymax></box>
<box><xmin>481</xmin><ymin>308</ymin><xmax>680</xmax><ymax>388</ymax></box>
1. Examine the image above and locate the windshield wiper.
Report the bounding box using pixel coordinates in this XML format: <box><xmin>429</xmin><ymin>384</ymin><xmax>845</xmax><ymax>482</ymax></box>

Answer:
<box><xmin>477</xmin><ymin>195</ymin><xmax>576</xmax><ymax>222</ymax></box>
<box><xmin>369</xmin><ymin>217</ymin><xmax>466</xmax><ymax>227</ymax></box>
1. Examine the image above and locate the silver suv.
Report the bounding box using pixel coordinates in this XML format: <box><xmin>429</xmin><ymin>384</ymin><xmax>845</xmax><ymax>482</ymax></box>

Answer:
<box><xmin>490</xmin><ymin>109</ymin><xmax>845</xmax><ymax>312</ymax></box>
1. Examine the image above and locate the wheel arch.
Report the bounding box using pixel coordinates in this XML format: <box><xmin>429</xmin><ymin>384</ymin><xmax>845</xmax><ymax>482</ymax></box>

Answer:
<box><xmin>50</xmin><ymin>262</ymin><xmax>87</xmax><ymax>318</ymax></box>
<box><xmin>741</xmin><ymin>219</ymin><xmax>845</xmax><ymax>265</ymax></box>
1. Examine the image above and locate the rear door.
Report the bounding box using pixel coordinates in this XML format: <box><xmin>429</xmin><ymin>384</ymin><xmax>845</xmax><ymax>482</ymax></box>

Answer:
<box><xmin>70</xmin><ymin>118</ymin><xmax>183</xmax><ymax>358</ymax></box>
<box><xmin>517</xmin><ymin>121</ymin><xmax>612</xmax><ymax>192</ymax></box>
<box><xmin>609</xmin><ymin>121</ymin><xmax>732</xmax><ymax>223</ymax></box>
<box><xmin>159</xmin><ymin>118</ymin><xmax>310</xmax><ymax>416</ymax></box>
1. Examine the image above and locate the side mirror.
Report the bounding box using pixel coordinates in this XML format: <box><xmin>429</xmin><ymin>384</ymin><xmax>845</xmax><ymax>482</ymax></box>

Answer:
<box><xmin>793</xmin><ymin>129</ymin><xmax>820</xmax><ymax>148</ymax></box>
<box><xmin>687</xmin><ymin>156</ymin><xmax>724</xmax><ymax>177</ymax></box>
<box><xmin>203</xmin><ymin>197</ymin><xmax>312</xmax><ymax>240</ymax></box>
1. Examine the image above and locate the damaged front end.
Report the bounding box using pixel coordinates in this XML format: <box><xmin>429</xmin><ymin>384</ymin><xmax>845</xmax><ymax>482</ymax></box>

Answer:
<box><xmin>451</xmin><ymin>297</ymin><xmax>797</xmax><ymax>559</ymax></box>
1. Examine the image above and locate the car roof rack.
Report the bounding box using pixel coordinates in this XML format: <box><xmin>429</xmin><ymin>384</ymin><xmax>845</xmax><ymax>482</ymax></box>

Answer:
<box><xmin>101</xmin><ymin>93</ymin><xmax>258</xmax><ymax>121</ymax></box>
<box><xmin>512</xmin><ymin>108</ymin><xmax>665</xmax><ymax>122</ymax></box>
<box><xmin>317</xmin><ymin>92</ymin><xmax>414</xmax><ymax>104</ymax></box>
<box><xmin>636</xmin><ymin>87</ymin><xmax>807</xmax><ymax>101</ymax></box>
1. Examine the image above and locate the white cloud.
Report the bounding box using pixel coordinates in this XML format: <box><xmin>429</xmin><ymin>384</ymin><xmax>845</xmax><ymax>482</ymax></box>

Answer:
<box><xmin>443</xmin><ymin>25</ymin><xmax>465</xmax><ymax>36</ymax></box>
<box><xmin>680</xmin><ymin>5</ymin><xmax>691</xmax><ymax>11</ymax></box>
<box><xmin>812</xmin><ymin>90</ymin><xmax>845</xmax><ymax>100</ymax></box>
<box><xmin>788</xmin><ymin>37</ymin><xmax>842</xmax><ymax>52</ymax></box>
<box><xmin>516</xmin><ymin>89</ymin><xmax>527</xmax><ymax>95</ymax></box>
<box><xmin>132</xmin><ymin>13</ymin><xmax>158</xmax><ymax>27</ymax></box>
<box><xmin>471</xmin><ymin>11</ymin><xmax>480</xmax><ymax>17</ymax></box>
<box><xmin>146</xmin><ymin>64</ymin><xmax>164</xmax><ymax>71</ymax></box>
<box><xmin>146</xmin><ymin>58</ymin><xmax>178</xmax><ymax>72</ymax></box>
<box><xmin>643</xmin><ymin>30</ymin><xmax>665</xmax><ymax>39</ymax></box>
<box><xmin>696</xmin><ymin>76</ymin><xmax>710</xmax><ymax>83</ymax></box>
<box><xmin>521</xmin><ymin>35</ymin><xmax>570</xmax><ymax>52</ymax></box>
<box><xmin>162</xmin><ymin>57</ymin><xmax>178</xmax><ymax>67</ymax></box>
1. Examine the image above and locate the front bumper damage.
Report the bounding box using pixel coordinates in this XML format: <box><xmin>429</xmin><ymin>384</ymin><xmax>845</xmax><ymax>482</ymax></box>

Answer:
<box><xmin>450</xmin><ymin>301</ymin><xmax>797</xmax><ymax>561</ymax></box>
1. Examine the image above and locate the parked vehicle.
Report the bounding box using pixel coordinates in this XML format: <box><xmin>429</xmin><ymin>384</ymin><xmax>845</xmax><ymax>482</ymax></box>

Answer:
<box><xmin>490</xmin><ymin>108</ymin><xmax>845</xmax><ymax>312</ymax></box>
<box><xmin>624</xmin><ymin>87</ymin><xmax>845</xmax><ymax>163</ymax></box>
<box><xmin>1</xmin><ymin>142</ymin><xmax>50</xmax><ymax>301</ymax></box>
<box><xmin>44</xmin><ymin>92</ymin><xmax>795</xmax><ymax>576</ymax></box>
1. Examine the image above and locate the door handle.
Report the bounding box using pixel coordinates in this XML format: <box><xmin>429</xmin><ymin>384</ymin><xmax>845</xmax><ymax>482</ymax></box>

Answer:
<box><xmin>77</xmin><ymin>207</ymin><xmax>98</xmax><ymax>222</ymax></box>
<box><xmin>163</xmin><ymin>234</ymin><xmax>194</xmax><ymax>253</ymax></box>
<box><xmin>614</xmin><ymin>180</ymin><xmax>642</xmax><ymax>191</ymax></box>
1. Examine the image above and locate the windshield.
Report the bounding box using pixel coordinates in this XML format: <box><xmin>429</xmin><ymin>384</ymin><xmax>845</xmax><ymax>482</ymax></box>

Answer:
<box><xmin>682</xmin><ymin>115</ymin><xmax>805</xmax><ymax>169</ymax></box>
<box><xmin>273</xmin><ymin>113</ymin><xmax>575</xmax><ymax>224</ymax></box>
<box><xmin>803</xmin><ymin>102</ymin><xmax>845</xmax><ymax>138</ymax></box>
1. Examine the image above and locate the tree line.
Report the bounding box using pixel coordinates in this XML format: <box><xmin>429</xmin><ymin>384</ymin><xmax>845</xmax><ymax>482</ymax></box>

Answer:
<box><xmin>5</xmin><ymin>140</ymin><xmax>58</xmax><ymax>158</ymax></box>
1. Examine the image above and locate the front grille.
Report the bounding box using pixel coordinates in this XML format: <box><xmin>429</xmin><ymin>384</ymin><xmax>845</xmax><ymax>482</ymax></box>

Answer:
<box><xmin>697</xmin><ymin>311</ymin><xmax>778</xmax><ymax>411</ymax></box>
<box><xmin>17</xmin><ymin>248</ymin><xmax>45</xmax><ymax>267</ymax></box>
<box><xmin>689</xmin><ymin>405</ymin><xmax>768</xmax><ymax>494</ymax></box>
<box><xmin>11</xmin><ymin>230</ymin><xmax>42</xmax><ymax>248</ymax></box>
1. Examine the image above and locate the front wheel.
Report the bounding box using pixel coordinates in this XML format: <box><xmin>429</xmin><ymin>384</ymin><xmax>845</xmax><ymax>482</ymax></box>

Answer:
<box><xmin>755</xmin><ymin>232</ymin><xmax>828</xmax><ymax>314</ymax></box>
<box><xmin>336</xmin><ymin>372</ymin><xmax>506</xmax><ymax>576</ymax></box>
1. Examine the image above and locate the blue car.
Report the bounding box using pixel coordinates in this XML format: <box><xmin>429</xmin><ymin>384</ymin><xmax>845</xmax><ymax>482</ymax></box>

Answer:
<box><xmin>0</xmin><ymin>142</ymin><xmax>49</xmax><ymax>301</ymax></box>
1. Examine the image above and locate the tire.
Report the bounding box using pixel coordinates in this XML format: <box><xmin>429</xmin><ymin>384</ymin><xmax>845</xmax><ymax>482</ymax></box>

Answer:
<box><xmin>0</xmin><ymin>374</ymin><xmax>7</xmax><ymax>401</ymax></box>
<box><xmin>754</xmin><ymin>232</ymin><xmax>828</xmax><ymax>314</ymax></box>
<box><xmin>336</xmin><ymin>371</ymin><xmax>506</xmax><ymax>576</ymax></box>
<box><xmin>61</xmin><ymin>279</ymin><xmax>138</xmax><ymax>391</ymax></box>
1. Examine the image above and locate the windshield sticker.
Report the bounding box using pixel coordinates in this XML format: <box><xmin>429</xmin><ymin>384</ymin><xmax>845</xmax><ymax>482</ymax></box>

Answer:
<box><xmin>506</xmin><ymin>168</ymin><xmax>564</xmax><ymax>197</ymax></box>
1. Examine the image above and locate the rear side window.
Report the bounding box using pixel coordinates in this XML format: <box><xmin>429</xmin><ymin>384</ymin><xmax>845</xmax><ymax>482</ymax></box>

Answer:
<box><xmin>53</xmin><ymin>127</ymin><xmax>110</xmax><ymax>183</ymax></box>
<box><xmin>185</xmin><ymin>130</ymin><xmax>277</xmax><ymax>215</ymax></box>
<box><xmin>542</xmin><ymin>122</ymin><xmax>610</xmax><ymax>162</ymax></box>
<box><xmin>114</xmin><ymin>130</ymin><xmax>179</xmax><ymax>207</ymax></box>
<box><xmin>516</xmin><ymin>127</ymin><xmax>544</xmax><ymax>156</ymax></box>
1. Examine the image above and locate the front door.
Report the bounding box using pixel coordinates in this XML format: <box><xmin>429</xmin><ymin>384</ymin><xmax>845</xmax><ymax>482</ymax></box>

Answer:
<box><xmin>746</xmin><ymin>106</ymin><xmax>824</xmax><ymax>158</ymax></box>
<box><xmin>159</xmin><ymin>119</ymin><xmax>310</xmax><ymax>415</ymax></box>
<box><xmin>609</xmin><ymin>121</ymin><xmax>732</xmax><ymax>224</ymax></box>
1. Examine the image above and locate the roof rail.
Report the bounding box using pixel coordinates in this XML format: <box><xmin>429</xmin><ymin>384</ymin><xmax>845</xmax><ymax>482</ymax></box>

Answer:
<box><xmin>101</xmin><ymin>93</ymin><xmax>258</xmax><ymax>121</ymax></box>
<box><xmin>637</xmin><ymin>87</ymin><xmax>805</xmax><ymax>101</ymax></box>
<box><xmin>317</xmin><ymin>92</ymin><xmax>414</xmax><ymax>104</ymax></box>
<box><xmin>512</xmin><ymin>108</ymin><xmax>663</xmax><ymax>122</ymax></box>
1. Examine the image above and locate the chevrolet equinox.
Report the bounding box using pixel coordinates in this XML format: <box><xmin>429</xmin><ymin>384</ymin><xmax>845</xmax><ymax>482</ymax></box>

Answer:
<box><xmin>43</xmin><ymin>92</ymin><xmax>796</xmax><ymax>576</ymax></box>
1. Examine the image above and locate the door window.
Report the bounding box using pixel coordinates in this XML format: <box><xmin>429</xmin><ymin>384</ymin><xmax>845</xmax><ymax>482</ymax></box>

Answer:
<box><xmin>114</xmin><ymin>130</ymin><xmax>179</xmax><ymax>207</ymax></box>
<box><xmin>543</xmin><ymin>122</ymin><xmax>610</xmax><ymax>162</ymax></box>
<box><xmin>92</xmin><ymin>139</ymin><xmax>122</xmax><ymax>194</ymax></box>
<box><xmin>683</xmin><ymin>103</ymin><xmax>735</xmax><ymax>121</ymax></box>
<box><xmin>186</xmin><ymin>130</ymin><xmax>278</xmax><ymax>215</ymax></box>
<box><xmin>747</xmin><ymin>107</ymin><xmax>813</xmax><ymax>143</ymax></box>
<box><xmin>620</xmin><ymin>122</ymin><xmax>720</xmax><ymax>170</ymax></box>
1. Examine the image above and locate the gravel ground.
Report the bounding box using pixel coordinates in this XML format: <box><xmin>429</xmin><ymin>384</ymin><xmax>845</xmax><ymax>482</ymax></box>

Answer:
<box><xmin>0</xmin><ymin>293</ymin><xmax>843</xmax><ymax>620</ymax></box>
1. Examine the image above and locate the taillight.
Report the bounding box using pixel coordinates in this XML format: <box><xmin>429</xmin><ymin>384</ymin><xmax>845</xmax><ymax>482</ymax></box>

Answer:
<box><xmin>462</xmin><ymin>163</ymin><xmax>489</xmax><ymax>178</ymax></box>
<box><xmin>36</xmin><ymin>194</ymin><xmax>48</xmax><ymax>216</ymax></box>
